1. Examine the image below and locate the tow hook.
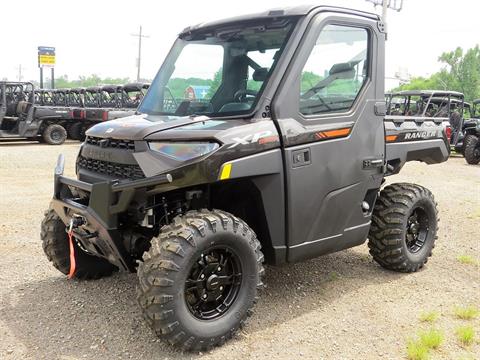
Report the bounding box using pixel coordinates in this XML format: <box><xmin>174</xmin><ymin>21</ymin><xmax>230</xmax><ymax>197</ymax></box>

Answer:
<box><xmin>70</xmin><ymin>214</ymin><xmax>86</xmax><ymax>228</ymax></box>
<box><xmin>66</xmin><ymin>214</ymin><xmax>86</xmax><ymax>279</ymax></box>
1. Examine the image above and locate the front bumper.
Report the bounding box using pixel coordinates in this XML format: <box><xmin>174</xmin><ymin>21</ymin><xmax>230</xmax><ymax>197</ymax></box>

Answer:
<box><xmin>51</xmin><ymin>154</ymin><xmax>172</xmax><ymax>271</ymax></box>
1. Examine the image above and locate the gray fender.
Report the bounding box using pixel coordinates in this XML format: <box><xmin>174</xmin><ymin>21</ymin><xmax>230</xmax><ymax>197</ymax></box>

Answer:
<box><xmin>218</xmin><ymin>149</ymin><xmax>287</xmax><ymax>264</ymax></box>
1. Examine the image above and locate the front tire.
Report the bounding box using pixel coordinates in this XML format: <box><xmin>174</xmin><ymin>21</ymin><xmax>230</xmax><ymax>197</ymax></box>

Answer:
<box><xmin>42</xmin><ymin>124</ymin><xmax>67</xmax><ymax>145</ymax></box>
<box><xmin>68</xmin><ymin>122</ymin><xmax>85</xmax><ymax>141</ymax></box>
<box><xmin>368</xmin><ymin>183</ymin><xmax>438</xmax><ymax>272</ymax></box>
<box><xmin>40</xmin><ymin>209</ymin><xmax>118</xmax><ymax>280</ymax></box>
<box><xmin>464</xmin><ymin>134</ymin><xmax>480</xmax><ymax>165</ymax></box>
<box><xmin>137</xmin><ymin>209</ymin><xmax>264</xmax><ymax>351</ymax></box>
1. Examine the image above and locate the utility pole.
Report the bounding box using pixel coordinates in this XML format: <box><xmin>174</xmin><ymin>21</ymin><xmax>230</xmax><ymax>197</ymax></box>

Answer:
<box><xmin>131</xmin><ymin>26</ymin><xmax>150</xmax><ymax>82</ymax></box>
<box><xmin>18</xmin><ymin>64</ymin><xmax>23</xmax><ymax>82</ymax></box>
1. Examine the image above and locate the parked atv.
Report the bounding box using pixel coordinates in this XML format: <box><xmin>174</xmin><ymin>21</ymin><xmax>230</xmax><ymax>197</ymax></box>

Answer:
<box><xmin>0</xmin><ymin>83</ymin><xmax>70</xmax><ymax>144</ymax></box>
<box><xmin>42</xmin><ymin>5</ymin><xmax>450</xmax><ymax>351</ymax></box>
<box><xmin>462</xmin><ymin>99</ymin><xmax>480</xmax><ymax>164</ymax></box>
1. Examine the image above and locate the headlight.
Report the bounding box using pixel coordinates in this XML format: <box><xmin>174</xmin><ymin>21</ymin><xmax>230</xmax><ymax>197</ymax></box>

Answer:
<box><xmin>148</xmin><ymin>142</ymin><xmax>219</xmax><ymax>161</ymax></box>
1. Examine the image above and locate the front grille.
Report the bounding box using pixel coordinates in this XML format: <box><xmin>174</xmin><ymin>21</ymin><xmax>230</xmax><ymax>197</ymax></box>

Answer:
<box><xmin>86</xmin><ymin>136</ymin><xmax>135</xmax><ymax>151</ymax></box>
<box><xmin>77</xmin><ymin>156</ymin><xmax>145</xmax><ymax>180</ymax></box>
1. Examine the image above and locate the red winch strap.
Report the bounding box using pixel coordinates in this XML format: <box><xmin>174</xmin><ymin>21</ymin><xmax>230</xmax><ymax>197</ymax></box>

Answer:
<box><xmin>67</xmin><ymin>229</ymin><xmax>76</xmax><ymax>279</ymax></box>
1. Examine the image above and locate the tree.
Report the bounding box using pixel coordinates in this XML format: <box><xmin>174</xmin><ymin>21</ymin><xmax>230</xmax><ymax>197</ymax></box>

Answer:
<box><xmin>301</xmin><ymin>71</ymin><xmax>322</xmax><ymax>93</ymax></box>
<box><xmin>394</xmin><ymin>45</ymin><xmax>480</xmax><ymax>102</ymax></box>
<box><xmin>206</xmin><ymin>68</ymin><xmax>222</xmax><ymax>98</ymax></box>
<box><xmin>167</xmin><ymin>77</ymin><xmax>213</xmax><ymax>99</ymax></box>
<box><xmin>438</xmin><ymin>46</ymin><xmax>480</xmax><ymax>101</ymax></box>
<box><xmin>53</xmin><ymin>74</ymin><xmax>131</xmax><ymax>89</ymax></box>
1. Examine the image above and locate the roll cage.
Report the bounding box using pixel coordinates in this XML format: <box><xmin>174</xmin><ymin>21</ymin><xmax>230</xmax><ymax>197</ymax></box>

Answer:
<box><xmin>386</xmin><ymin>90</ymin><xmax>464</xmax><ymax>118</ymax></box>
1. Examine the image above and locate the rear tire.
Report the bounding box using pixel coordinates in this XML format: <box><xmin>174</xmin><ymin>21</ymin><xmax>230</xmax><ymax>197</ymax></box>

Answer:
<box><xmin>464</xmin><ymin>134</ymin><xmax>480</xmax><ymax>165</ymax></box>
<box><xmin>137</xmin><ymin>209</ymin><xmax>264</xmax><ymax>351</ymax></box>
<box><xmin>42</xmin><ymin>124</ymin><xmax>67</xmax><ymax>145</ymax></box>
<box><xmin>40</xmin><ymin>209</ymin><xmax>118</xmax><ymax>280</ymax></box>
<box><xmin>368</xmin><ymin>183</ymin><xmax>438</xmax><ymax>273</ymax></box>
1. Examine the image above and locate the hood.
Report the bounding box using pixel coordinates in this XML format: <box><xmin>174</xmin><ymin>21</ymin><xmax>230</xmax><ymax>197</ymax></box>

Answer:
<box><xmin>85</xmin><ymin>113</ymin><xmax>214</xmax><ymax>140</ymax></box>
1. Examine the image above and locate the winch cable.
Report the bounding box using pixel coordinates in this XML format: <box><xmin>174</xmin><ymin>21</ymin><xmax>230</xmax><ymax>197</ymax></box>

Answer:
<box><xmin>67</xmin><ymin>219</ymin><xmax>77</xmax><ymax>279</ymax></box>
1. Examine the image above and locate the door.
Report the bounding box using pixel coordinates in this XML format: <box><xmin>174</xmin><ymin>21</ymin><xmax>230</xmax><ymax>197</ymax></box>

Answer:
<box><xmin>272</xmin><ymin>14</ymin><xmax>386</xmax><ymax>262</ymax></box>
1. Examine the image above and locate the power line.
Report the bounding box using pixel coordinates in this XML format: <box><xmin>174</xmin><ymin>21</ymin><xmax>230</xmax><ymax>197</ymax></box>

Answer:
<box><xmin>131</xmin><ymin>26</ymin><xmax>150</xmax><ymax>82</ymax></box>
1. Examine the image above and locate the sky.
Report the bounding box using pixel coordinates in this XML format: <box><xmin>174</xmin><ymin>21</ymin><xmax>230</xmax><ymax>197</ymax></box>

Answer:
<box><xmin>0</xmin><ymin>0</ymin><xmax>478</xmax><ymax>90</ymax></box>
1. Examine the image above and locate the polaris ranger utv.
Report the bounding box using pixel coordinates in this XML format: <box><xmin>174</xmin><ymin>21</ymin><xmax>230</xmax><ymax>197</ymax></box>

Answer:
<box><xmin>42</xmin><ymin>5</ymin><xmax>450</xmax><ymax>351</ymax></box>
<box><xmin>1</xmin><ymin>82</ymin><xmax>70</xmax><ymax>144</ymax></box>
<box><xmin>386</xmin><ymin>90</ymin><xmax>464</xmax><ymax>151</ymax></box>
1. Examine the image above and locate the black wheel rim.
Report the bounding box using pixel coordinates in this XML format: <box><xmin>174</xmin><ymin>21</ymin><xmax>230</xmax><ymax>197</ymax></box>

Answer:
<box><xmin>406</xmin><ymin>207</ymin><xmax>430</xmax><ymax>253</ymax></box>
<box><xmin>185</xmin><ymin>247</ymin><xmax>242</xmax><ymax>320</ymax></box>
<box><xmin>474</xmin><ymin>146</ymin><xmax>480</xmax><ymax>159</ymax></box>
<box><xmin>51</xmin><ymin>129</ymin><xmax>61</xmax><ymax>141</ymax></box>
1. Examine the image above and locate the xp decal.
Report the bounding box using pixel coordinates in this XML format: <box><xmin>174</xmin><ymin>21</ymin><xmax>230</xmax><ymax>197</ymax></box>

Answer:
<box><xmin>228</xmin><ymin>130</ymin><xmax>275</xmax><ymax>148</ymax></box>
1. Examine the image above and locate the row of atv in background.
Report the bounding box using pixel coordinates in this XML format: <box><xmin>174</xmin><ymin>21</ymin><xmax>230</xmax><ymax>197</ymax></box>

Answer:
<box><xmin>0</xmin><ymin>81</ymin><xmax>149</xmax><ymax>145</ymax></box>
<box><xmin>386</xmin><ymin>90</ymin><xmax>480</xmax><ymax>165</ymax></box>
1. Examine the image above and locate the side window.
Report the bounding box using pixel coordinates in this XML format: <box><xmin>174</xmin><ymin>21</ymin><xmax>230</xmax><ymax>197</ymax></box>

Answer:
<box><xmin>300</xmin><ymin>24</ymin><xmax>369</xmax><ymax>116</ymax></box>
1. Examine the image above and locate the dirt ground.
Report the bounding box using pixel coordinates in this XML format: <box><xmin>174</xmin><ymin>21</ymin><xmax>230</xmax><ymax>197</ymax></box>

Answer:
<box><xmin>0</xmin><ymin>140</ymin><xmax>479</xmax><ymax>360</ymax></box>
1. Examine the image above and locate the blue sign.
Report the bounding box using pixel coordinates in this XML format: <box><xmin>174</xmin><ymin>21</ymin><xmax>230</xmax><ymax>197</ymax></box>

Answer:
<box><xmin>38</xmin><ymin>46</ymin><xmax>55</xmax><ymax>52</ymax></box>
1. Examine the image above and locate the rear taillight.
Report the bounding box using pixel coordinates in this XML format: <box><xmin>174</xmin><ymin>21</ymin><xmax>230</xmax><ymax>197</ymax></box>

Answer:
<box><xmin>69</xmin><ymin>110</ymin><xmax>74</xmax><ymax>118</ymax></box>
<box><xmin>102</xmin><ymin>110</ymin><xmax>108</xmax><ymax>121</ymax></box>
<box><xmin>445</xmin><ymin>126</ymin><xmax>452</xmax><ymax>141</ymax></box>
<box><xmin>81</xmin><ymin>110</ymin><xmax>86</xmax><ymax>119</ymax></box>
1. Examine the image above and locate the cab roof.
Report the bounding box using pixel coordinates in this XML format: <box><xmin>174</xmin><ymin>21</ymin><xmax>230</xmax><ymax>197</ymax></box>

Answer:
<box><xmin>391</xmin><ymin>90</ymin><xmax>464</xmax><ymax>97</ymax></box>
<box><xmin>180</xmin><ymin>5</ymin><xmax>378</xmax><ymax>36</ymax></box>
<box><xmin>123</xmin><ymin>83</ymin><xmax>150</xmax><ymax>92</ymax></box>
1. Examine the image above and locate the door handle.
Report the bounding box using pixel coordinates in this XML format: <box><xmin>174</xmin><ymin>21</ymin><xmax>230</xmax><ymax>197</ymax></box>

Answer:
<box><xmin>363</xmin><ymin>158</ymin><xmax>385</xmax><ymax>171</ymax></box>
<box><xmin>292</xmin><ymin>148</ymin><xmax>311</xmax><ymax>168</ymax></box>
<box><xmin>374</xmin><ymin>102</ymin><xmax>386</xmax><ymax>116</ymax></box>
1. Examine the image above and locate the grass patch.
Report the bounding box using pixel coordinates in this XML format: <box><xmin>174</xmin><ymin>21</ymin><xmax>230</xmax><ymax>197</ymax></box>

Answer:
<box><xmin>457</xmin><ymin>355</ymin><xmax>475</xmax><ymax>360</ymax></box>
<box><xmin>406</xmin><ymin>328</ymin><xmax>444</xmax><ymax>360</ymax></box>
<box><xmin>406</xmin><ymin>340</ymin><xmax>430</xmax><ymax>360</ymax></box>
<box><xmin>466</xmin><ymin>208</ymin><xmax>480</xmax><ymax>219</ymax></box>
<box><xmin>418</xmin><ymin>328</ymin><xmax>443</xmax><ymax>349</ymax></box>
<box><xmin>419</xmin><ymin>311</ymin><xmax>439</xmax><ymax>323</ymax></box>
<box><xmin>456</xmin><ymin>326</ymin><xmax>475</xmax><ymax>346</ymax></box>
<box><xmin>467</xmin><ymin>208</ymin><xmax>480</xmax><ymax>219</ymax></box>
<box><xmin>457</xmin><ymin>255</ymin><xmax>477</xmax><ymax>265</ymax></box>
<box><xmin>327</xmin><ymin>271</ymin><xmax>339</xmax><ymax>281</ymax></box>
<box><xmin>454</xmin><ymin>305</ymin><xmax>479</xmax><ymax>320</ymax></box>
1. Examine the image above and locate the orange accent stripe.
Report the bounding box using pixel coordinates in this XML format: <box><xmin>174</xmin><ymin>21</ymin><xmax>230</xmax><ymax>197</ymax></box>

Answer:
<box><xmin>386</xmin><ymin>135</ymin><xmax>398</xmax><ymax>142</ymax></box>
<box><xmin>67</xmin><ymin>230</ymin><xmax>76</xmax><ymax>279</ymax></box>
<box><xmin>258</xmin><ymin>135</ymin><xmax>279</xmax><ymax>145</ymax></box>
<box><xmin>322</xmin><ymin>127</ymin><xmax>351</xmax><ymax>138</ymax></box>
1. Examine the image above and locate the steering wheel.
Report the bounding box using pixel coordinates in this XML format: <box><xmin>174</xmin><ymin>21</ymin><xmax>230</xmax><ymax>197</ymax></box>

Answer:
<box><xmin>233</xmin><ymin>89</ymin><xmax>258</xmax><ymax>103</ymax></box>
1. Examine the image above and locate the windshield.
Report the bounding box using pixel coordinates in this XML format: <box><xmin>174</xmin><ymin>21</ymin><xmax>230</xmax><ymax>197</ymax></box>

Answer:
<box><xmin>139</xmin><ymin>18</ymin><xmax>295</xmax><ymax>118</ymax></box>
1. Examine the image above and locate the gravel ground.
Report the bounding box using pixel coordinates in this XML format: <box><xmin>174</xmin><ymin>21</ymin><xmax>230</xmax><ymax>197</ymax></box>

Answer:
<box><xmin>0</xmin><ymin>140</ymin><xmax>479</xmax><ymax>360</ymax></box>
